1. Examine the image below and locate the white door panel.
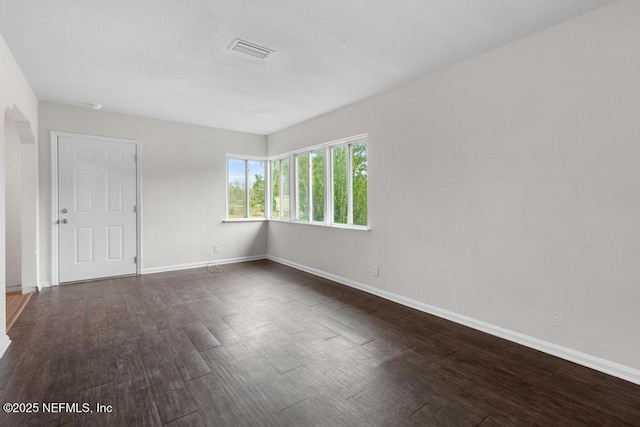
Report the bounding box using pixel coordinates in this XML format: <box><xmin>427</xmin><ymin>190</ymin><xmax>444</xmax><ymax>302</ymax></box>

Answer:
<box><xmin>58</xmin><ymin>135</ymin><xmax>137</xmax><ymax>283</ymax></box>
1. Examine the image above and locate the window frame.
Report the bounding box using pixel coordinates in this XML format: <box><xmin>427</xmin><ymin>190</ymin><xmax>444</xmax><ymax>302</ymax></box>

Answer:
<box><xmin>225</xmin><ymin>154</ymin><xmax>267</xmax><ymax>221</ymax></box>
<box><xmin>270</xmin><ymin>157</ymin><xmax>292</xmax><ymax>221</ymax></box>
<box><xmin>269</xmin><ymin>134</ymin><xmax>368</xmax><ymax>229</ymax></box>
<box><xmin>294</xmin><ymin>149</ymin><xmax>326</xmax><ymax>224</ymax></box>
<box><xmin>330</xmin><ymin>140</ymin><xmax>368</xmax><ymax>227</ymax></box>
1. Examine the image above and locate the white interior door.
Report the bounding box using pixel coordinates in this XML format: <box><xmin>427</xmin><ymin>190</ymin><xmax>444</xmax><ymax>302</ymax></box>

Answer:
<box><xmin>57</xmin><ymin>135</ymin><xmax>138</xmax><ymax>283</ymax></box>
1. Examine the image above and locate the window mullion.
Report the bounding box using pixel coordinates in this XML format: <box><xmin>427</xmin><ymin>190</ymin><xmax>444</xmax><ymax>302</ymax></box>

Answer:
<box><xmin>294</xmin><ymin>155</ymin><xmax>299</xmax><ymax>221</ymax></box>
<box><xmin>347</xmin><ymin>144</ymin><xmax>353</xmax><ymax>225</ymax></box>
<box><xmin>308</xmin><ymin>153</ymin><xmax>312</xmax><ymax>222</ymax></box>
<box><xmin>244</xmin><ymin>160</ymin><xmax>249</xmax><ymax>218</ymax></box>
<box><xmin>327</xmin><ymin>147</ymin><xmax>336</xmax><ymax>224</ymax></box>
<box><xmin>264</xmin><ymin>161</ymin><xmax>267</xmax><ymax>219</ymax></box>
<box><xmin>265</xmin><ymin>161</ymin><xmax>270</xmax><ymax>219</ymax></box>
<box><xmin>290</xmin><ymin>156</ymin><xmax>295</xmax><ymax>221</ymax></box>
<box><xmin>324</xmin><ymin>147</ymin><xmax>329</xmax><ymax>225</ymax></box>
<box><xmin>278</xmin><ymin>160</ymin><xmax>283</xmax><ymax>220</ymax></box>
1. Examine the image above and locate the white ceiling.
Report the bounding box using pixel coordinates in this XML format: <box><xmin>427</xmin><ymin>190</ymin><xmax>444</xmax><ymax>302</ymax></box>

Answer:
<box><xmin>0</xmin><ymin>0</ymin><xmax>614</xmax><ymax>135</ymax></box>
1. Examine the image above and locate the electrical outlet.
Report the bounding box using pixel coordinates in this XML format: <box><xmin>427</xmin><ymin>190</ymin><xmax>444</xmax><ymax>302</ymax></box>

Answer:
<box><xmin>213</xmin><ymin>244</ymin><xmax>219</xmax><ymax>253</ymax></box>
<box><xmin>373</xmin><ymin>266</ymin><xmax>379</xmax><ymax>277</ymax></box>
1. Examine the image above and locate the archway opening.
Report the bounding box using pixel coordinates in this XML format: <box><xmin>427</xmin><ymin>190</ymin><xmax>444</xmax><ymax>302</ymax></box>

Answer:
<box><xmin>4</xmin><ymin>106</ymin><xmax>37</xmax><ymax>331</ymax></box>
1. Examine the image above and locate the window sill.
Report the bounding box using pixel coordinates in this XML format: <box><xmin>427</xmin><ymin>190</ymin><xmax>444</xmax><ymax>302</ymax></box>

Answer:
<box><xmin>268</xmin><ymin>219</ymin><xmax>370</xmax><ymax>231</ymax></box>
<box><xmin>222</xmin><ymin>218</ymin><xmax>267</xmax><ymax>223</ymax></box>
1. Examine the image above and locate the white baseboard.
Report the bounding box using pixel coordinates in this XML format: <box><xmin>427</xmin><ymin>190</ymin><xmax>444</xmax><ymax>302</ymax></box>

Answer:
<box><xmin>38</xmin><ymin>281</ymin><xmax>52</xmax><ymax>290</ymax></box>
<box><xmin>267</xmin><ymin>255</ymin><xmax>640</xmax><ymax>385</ymax></box>
<box><xmin>0</xmin><ymin>334</ymin><xmax>11</xmax><ymax>359</ymax></box>
<box><xmin>142</xmin><ymin>255</ymin><xmax>267</xmax><ymax>275</ymax></box>
<box><xmin>5</xmin><ymin>283</ymin><xmax>21</xmax><ymax>293</ymax></box>
<box><xmin>38</xmin><ymin>255</ymin><xmax>268</xmax><ymax>286</ymax></box>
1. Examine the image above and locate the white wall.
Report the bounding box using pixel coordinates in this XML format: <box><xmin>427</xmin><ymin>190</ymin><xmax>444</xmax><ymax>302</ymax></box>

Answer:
<box><xmin>4</xmin><ymin>117</ymin><xmax>21</xmax><ymax>289</ymax></box>
<box><xmin>267</xmin><ymin>0</ymin><xmax>640</xmax><ymax>373</ymax></box>
<box><xmin>39</xmin><ymin>103</ymin><xmax>267</xmax><ymax>281</ymax></box>
<box><xmin>0</xmin><ymin>32</ymin><xmax>38</xmax><ymax>355</ymax></box>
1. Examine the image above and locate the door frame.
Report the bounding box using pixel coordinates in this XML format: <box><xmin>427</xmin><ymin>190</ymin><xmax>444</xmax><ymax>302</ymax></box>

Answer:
<box><xmin>50</xmin><ymin>131</ymin><xmax>143</xmax><ymax>285</ymax></box>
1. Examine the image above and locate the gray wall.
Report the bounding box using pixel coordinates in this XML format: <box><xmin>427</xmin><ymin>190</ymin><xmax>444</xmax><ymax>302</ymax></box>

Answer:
<box><xmin>4</xmin><ymin>117</ymin><xmax>21</xmax><ymax>288</ymax></box>
<box><xmin>39</xmin><ymin>103</ymin><xmax>267</xmax><ymax>281</ymax></box>
<box><xmin>0</xmin><ymin>32</ymin><xmax>38</xmax><ymax>349</ymax></box>
<box><xmin>267</xmin><ymin>1</ymin><xmax>640</xmax><ymax>370</ymax></box>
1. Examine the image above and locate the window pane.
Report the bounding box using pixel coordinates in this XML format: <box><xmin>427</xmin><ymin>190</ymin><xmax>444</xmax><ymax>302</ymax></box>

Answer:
<box><xmin>248</xmin><ymin>160</ymin><xmax>265</xmax><ymax>218</ymax></box>
<box><xmin>271</xmin><ymin>160</ymin><xmax>280</xmax><ymax>219</ymax></box>
<box><xmin>352</xmin><ymin>143</ymin><xmax>368</xmax><ymax>226</ymax></box>
<box><xmin>282</xmin><ymin>158</ymin><xmax>291</xmax><ymax>220</ymax></box>
<box><xmin>332</xmin><ymin>146</ymin><xmax>348</xmax><ymax>224</ymax></box>
<box><xmin>311</xmin><ymin>150</ymin><xmax>324</xmax><ymax>222</ymax></box>
<box><xmin>228</xmin><ymin>158</ymin><xmax>246</xmax><ymax>218</ymax></box>
<box><xmin>297</xmin><ymin>154</ymin><xmax>310</xmax><ymax>221</ymax></box>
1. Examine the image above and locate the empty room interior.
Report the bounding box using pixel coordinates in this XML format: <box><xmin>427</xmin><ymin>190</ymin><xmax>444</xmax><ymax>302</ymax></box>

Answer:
<box><xmin>1</xmin><ymin>0</ymin><xmax>640</xmax><ymax>425</ymax></box>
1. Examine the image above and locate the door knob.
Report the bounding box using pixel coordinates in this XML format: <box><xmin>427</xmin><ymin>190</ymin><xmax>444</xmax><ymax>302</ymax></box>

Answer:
<box><xmin>61</xmin><ymin>219</ymin><xmax>69</xmax><ymax>224</ymax></box>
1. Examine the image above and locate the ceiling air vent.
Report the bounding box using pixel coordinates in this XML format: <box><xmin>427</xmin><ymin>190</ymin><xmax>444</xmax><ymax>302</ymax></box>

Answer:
<box><xmin>228</xmin><ymin>38</ymin><xmax>274</xmax><ymax>59</ymax></box>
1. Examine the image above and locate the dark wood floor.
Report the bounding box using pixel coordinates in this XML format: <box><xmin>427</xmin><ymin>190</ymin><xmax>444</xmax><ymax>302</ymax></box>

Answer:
<box><xmin>0</xmin><ymin>260</ymin><xmax>638</xmax><ymax>426</ymax></box>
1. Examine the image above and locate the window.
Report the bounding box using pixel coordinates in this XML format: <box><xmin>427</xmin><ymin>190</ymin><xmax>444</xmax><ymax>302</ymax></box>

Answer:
<box><xmin>270</xmin><ymin>157</ymin><xmax>291</xmax><ymax>220</ymax></box>
<box><xmin>270</xmin><ymin>134</ymin><xmax>367</xmax><ymax>228</ymax></box>
<box><xmin>296</xmin><ymin>150</ymin><xmax>325</xmax><ymax>223</ymax></box>
<box><xmin>311</xmin><ymin>150</ymin><xmax>325</xmax><ymax>222</ymax></box>
<box><xmin>227</xmin><ymin>157</ymin><xmax>265</xmax><ymax>219</ymax></box>
<box><xmin>296</xmin><ymin>153</ymin><xmax>310</xmax><ymax>221</ymax></box>
<box><xmin>331</xmin><ymin>146</ymin><xmax>348</xmax><ymax>224</ymax></box>
<box><xmin>331</xmin><ymin>141</ymin><xmax>367</xmax><ymax>226</ymax></box>
<box><xmin>351</xmin><ymin>142</ymin><xmax>368</xmax><ymax>226</ymax></box>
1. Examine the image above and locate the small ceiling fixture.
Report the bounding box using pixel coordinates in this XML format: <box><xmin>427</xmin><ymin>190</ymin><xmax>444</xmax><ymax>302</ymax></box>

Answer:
<box><xmin>228</xmin><ymin>38</ymin><xmax>274</xmax><ymax>59</ymax></box>
<box><xmin>84</xmin><ymin>103</ymin><xmax>103</xmax><ymax>110</ymax></box>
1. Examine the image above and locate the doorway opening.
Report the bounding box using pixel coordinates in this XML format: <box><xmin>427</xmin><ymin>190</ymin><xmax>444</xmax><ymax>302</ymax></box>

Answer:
<box><xmin>4</xmin><ymin>106</ymin><xmax>38</xmax><ymax>331</ymax></box>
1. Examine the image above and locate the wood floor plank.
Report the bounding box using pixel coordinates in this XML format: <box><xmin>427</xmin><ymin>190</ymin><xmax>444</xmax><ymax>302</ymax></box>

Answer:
<box><xmin>223</xmin><ymin>340</ymin><xmax>305</xmax><ymax>410</ymax></box>
<box><xmin>220</xmin><ymin>311</ymin><xmax>270</xmax><ymax>335</ymax></box>
<box><xmin>76</xmin><ymin>382</ymin><xmax>118</xmax><ymax>426</ymax></box>
<box><xmin>114</xmin><ymin>352</ymin><xmax>149</xmax><ymax>392</ymax></box>
<box><xmin>318</xmin><ymin>315</ymin><xmax>374</xmax><ymax>345</ymax></box>
<box><xmin>164</xmin><ymin>411</ymin><xmax>206</xmax><ymax>427</ymax></box>
<box><xmin>186</xmin><ymin>374</ymin><xmax>249</xmax><ymax>427</ymax></box>
<box><xmin>282</xmin><ymin>395</ymin><xmax>367</xmax><ymax>426</ymax></box>
<box><xmin>410</xmin><ymin>393</ymin><xmax>490</xmax><ymax>426</ymax></box>
<box><xmin>200</xmin><ymin>346</ymin><xmax>293</xmax><ymax>426</ymax></box>
<box><xmin>182</xmin><ymin>322</ymin><xmax>222</xmax><ymax>351</ymax></box>
<box><xmin>160</xmin><ymin>327</ymin><xmax>212</xmax><ymax>382</ymax></box>
<box><xmin>138</xmin><ymin>333</ymin><xmax>198</xmax><ymax>424</ymax></box>
<box><xmin>148</xmin><ymin>380</ymin><xmax>197</xmax><ymax>425</ymax></box>
<box><xmin>116</xmin><ymin>387</ymin><xmax>163</xmax><ymax>426</ymax></box>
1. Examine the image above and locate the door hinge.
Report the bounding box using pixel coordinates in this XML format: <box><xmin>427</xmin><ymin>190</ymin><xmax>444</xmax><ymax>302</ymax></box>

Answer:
<box><xmin>133</xmin><ymin>205</ymin><xmax>137</xmax><ymax>213</ymax></box>
<box><xmin>134</xmin><ymin>256</ymin><xmax>137</xmax><ymax>264</ymax></box>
